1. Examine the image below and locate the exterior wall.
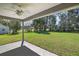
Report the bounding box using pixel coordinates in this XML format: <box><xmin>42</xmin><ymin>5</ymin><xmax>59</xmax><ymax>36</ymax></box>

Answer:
<box><xmin>0</xmin><ymin>24</ymin><xmax>9</xmax><ymax>34</ymax></box>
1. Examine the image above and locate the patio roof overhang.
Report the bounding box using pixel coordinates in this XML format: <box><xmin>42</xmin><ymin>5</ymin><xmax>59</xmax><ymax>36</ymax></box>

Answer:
<box><xmin>24</xmin><ymin>3</ymin><xmax>79</xmax><ymax>21</ymax></box>
<box><xmin>0</xmin><ymin>3</ymin><xmax>60</xmax><ymax>21</ymax></box>
<box><xmin>0</xmin><ymin>3</ymin><xmax>79</xmax><ymax>21</ymax></box>
<box><xmin>0</xmin><ymin>15</ymin><xmax>21</xmax><ymax>20</ymax></box>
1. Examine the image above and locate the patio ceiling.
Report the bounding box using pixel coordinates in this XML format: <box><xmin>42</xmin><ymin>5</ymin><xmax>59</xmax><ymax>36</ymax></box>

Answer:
<box><xmin>0</xmin><ymin>3</ymin><xmax>59</xmax><ymax>20</ymax></box>
<box><xmin>0</xmin><ymin>3</ymin><xmax>78</xmax><ymax>21</ymax></box>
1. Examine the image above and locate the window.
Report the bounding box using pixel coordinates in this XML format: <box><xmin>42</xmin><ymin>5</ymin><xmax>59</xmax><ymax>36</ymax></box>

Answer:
<box><xmin>2</xmin><ymin>29</ymin><xmax>5</xmax><ymax>31</ymax></box>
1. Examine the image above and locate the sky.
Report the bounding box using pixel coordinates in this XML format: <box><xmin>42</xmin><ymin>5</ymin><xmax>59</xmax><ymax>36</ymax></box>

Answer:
<box><xmin>56</xmin><ymin>15</ymin><xmax>60</xmax><ymax>25</ymax></box>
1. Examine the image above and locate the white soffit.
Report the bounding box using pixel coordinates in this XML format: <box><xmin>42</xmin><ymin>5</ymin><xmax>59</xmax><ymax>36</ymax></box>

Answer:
<box><xmin>0</xmin><ymin>3</ymin><xmax>60</xmax><ymax>19</ymax></box>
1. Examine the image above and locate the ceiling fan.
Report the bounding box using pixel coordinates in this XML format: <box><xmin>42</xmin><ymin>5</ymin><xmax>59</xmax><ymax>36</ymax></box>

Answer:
<box><xmin>0</xmin><ymin>3</ymin><xmax>30</xmax><ymax>16</ymax></box>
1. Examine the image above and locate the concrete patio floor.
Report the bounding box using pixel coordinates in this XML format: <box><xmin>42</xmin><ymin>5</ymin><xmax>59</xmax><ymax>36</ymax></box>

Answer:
<box><xmin>0</xmin><ymin>41</ymin><xmax>57</xmax><ymax>56</ymax></box>
<box><xmin>0</xmin><ymin>46</ymin><xmax>39</xmax><ymax>56</ymax></box>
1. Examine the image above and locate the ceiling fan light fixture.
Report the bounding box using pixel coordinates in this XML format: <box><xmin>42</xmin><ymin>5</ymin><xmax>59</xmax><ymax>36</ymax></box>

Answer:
<box><xmin>16</xmin><ymin>9</ymin><xmax>24</xmax><ymax>16</ymax></box>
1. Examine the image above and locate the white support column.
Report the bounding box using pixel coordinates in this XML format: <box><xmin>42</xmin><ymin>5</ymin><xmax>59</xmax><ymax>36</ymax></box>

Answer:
<box><xmin>21</xmin><ymin>21</ymin><xmax>24</xmax><ymax>46</ymax></box>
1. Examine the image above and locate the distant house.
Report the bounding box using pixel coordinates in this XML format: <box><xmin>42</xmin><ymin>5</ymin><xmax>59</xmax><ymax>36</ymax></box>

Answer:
<box><xmin>23</xmin><ymin>25</ymin><xmax>34</xmax><ymax>32</ymax></box>
<box><xmin>0</xmin><ymin>24</ymin><xmax>9</xmax><ymax>34</ymax></box>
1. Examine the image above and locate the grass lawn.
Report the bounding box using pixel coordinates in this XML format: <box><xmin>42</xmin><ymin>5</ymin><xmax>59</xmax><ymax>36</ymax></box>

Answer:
<box><xmin>0</xmin><ymin>33</ymin><xmax>22</xmax><ymax>45</ymax></box>
<box><xmin>25</xmin><ymin>32</ymin><xmax>79</xmax><ymax>56</ymax></box>
<box><xmin>0</xmin><ymin>32</ymin><xmax>79</xmax><ymax>56</ymax></box>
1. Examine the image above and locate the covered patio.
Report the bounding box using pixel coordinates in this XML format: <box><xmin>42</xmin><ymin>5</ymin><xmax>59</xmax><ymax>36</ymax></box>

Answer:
<box><xmin>0</xmin><ymin>3</ymin><xmax>79</xmax><ymax>56</ymax></box>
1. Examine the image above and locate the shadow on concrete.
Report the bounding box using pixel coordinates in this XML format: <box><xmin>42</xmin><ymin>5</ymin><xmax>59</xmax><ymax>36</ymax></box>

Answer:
<box><xmin>0</xmin><ymin>46</ymin><xmax>39</xmax><ymax>56</ymax></box>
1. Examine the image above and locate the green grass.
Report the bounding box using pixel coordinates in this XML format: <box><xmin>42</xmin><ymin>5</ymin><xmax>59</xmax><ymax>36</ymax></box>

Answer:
<box><xmin>0</xmin><ymin>33</ymin><xmax>22</xmax><ymax>45</ymax></box>
<box><xmin>0</xmin><ymin>32</ymin><xmax>79</xmax><ymax>56</ymax></box>
<box><xmin>25</xmin><ymin>32</ymin><xmax>79</xmax><ymax>56</ymax></box>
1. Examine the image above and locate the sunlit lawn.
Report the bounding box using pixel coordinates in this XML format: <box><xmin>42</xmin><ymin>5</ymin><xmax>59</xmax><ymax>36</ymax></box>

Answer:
<box><xmin>0</xmin><ymin>32</ymin><xmax>79</xmax><ymax>56</ymax></box>
<box><xmin>0</xmin><ymin>33</ymin><xmax>22</xmax><ymax>45</ymax></box>
<box><xmin>25</xmin><ymin>32</ymin><xmax>79</xmax><ymax>56</ymax></box>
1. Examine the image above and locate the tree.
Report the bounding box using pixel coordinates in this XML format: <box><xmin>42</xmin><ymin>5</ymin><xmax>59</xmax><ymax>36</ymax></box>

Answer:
<box><xmin>33</xmin><ymin>15</ymin><xmax>56</xmax><ymax>32</ymax></box>
<box><xmin>33</xmin><ymin>19</ymin><xmax>39</xmax><ymax>32</ymax></box>
<box><xmin>0</xmin><ymin>17</ymin><xmax>9</xmax><ymax>26</ymax></box>
<box><xmin>9</xmin><ymin>20</ymin><xmax>21</xmax><ymax>34</ymax></box>
<box><xmin>48</xmin><ymin>15</ymin><xmax>56</xmax><ymax>31</ymax></box>
<box><xmin>68</xmin><ymin>8</ymin><xmax>79</xmax><ymax>32</ymax></box>
<box><xmin>57</xmin><ymin>8</ymin><xmax>79</xmax><ymax>32</ymax></box>
<box><xmin>58</xmin><ymin>12</ymin><xmax>68</xmax><ymax>31</ymax></box>
<box><xmin>33</xmin><ymin>18</ymin><xmax>46</xmax><ymax>32</ymax></box>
